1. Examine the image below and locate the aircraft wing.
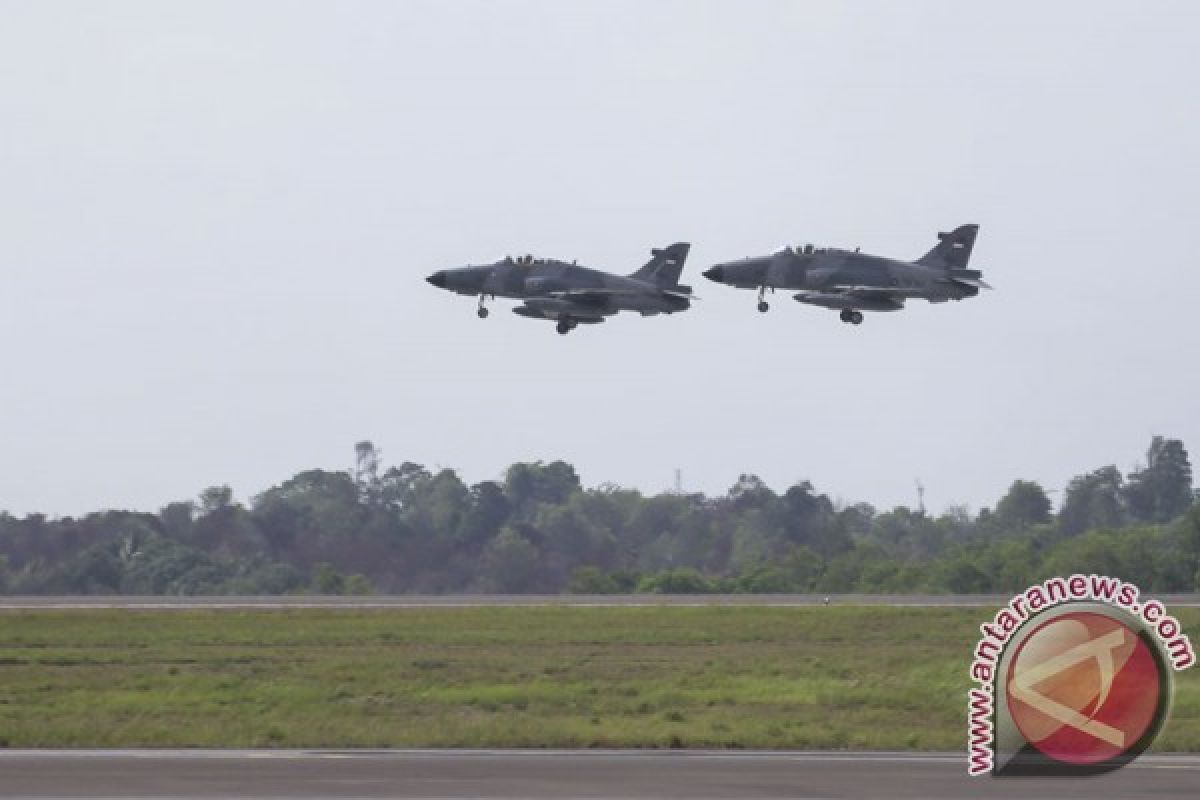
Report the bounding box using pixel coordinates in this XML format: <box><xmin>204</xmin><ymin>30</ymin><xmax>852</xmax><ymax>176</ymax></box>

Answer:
<box><xmin>799</xmin><ymin>286</ymin><xmax>913</xmax><ymax>301</ymax></box>
<box><xmin>545</xmin><ymin>287</ymin><xmax>692</xmax><ymax>308</ymax></box>
<box><xmin>549</xmin><ymin>287</ymin><xmax>694</xmax><ymax>300</ymax></box>
<box><xmin>513</xmin><ymin>299</ymin><xmax>608</xmax><ymax>322</ymax></box>
<box><xmin>793</xmin><ymin>286</ymin><xmax>909</xmax><ymax>312</ymax></box>
<box><xmin>546</xmin><ymin>288</ymin><xmax>636</xmax><ymax>307</ymax></box>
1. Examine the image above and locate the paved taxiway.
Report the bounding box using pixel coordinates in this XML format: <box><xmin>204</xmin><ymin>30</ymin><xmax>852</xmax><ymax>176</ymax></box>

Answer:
<box><xmin>1</xmin><ymin>750</ymin><xmax>1197</xmax><ymax>799</ymax></box>
<box><xmin>3</xmin><ymin>593</ymin><xmax>1199</xmax><ymax>609</ymax></box>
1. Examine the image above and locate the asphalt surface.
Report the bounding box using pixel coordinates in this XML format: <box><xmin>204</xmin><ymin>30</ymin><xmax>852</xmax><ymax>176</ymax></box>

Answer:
<box><xmin>3</xmin><ymin>594</ymin><xmax>1199</xmax><ymax>609</ymax></box>
<box><xmin>1</xmin><ymin>750</ymin><xmax>1198</xmax><ymax>799</ymax></box>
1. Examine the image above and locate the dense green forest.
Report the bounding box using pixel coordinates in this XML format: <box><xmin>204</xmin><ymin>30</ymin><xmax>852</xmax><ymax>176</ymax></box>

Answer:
<box><xmin>1</xmin><ymin>437</ymin><xmax>1196</xmax><ymax>595</ymax></box>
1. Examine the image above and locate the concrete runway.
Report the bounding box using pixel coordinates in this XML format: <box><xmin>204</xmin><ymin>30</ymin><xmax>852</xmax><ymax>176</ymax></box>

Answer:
<box><xmin>1</xmin><ymin>750</ymin><xmax>1198</xmax><ymax>799</ymax></box>
<box><xmin>3</xmin><ymin>593</ymin><xmax>1200</xmax><ymax>609</ymax></box>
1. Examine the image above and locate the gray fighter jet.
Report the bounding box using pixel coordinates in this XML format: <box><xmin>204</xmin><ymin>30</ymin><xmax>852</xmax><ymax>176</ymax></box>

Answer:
<box><xmin>701</xmin><ymin>224</ymin><xmax>989</xmax><ymax>325</ymax></box>
<box><xmin>426</xmin><ymin>243</ymin><xmax>694</xmax><ymax>334</ymax></box>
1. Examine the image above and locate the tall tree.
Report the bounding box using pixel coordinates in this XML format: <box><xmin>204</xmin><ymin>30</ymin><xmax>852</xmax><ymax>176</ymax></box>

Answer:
<box><xmin>198</xmin><ymin>486</ymin><xmax>233</xmax><ymax>515</ymax></box>
<box><xmin>1059</xmin><ymin>466</ymin><xmax>1125</xmax><ymax>536</ymax></box>
<box><xmin>457</xmin><ymin>481</ymin><xmax>511</xmax><ymax>545</ymax></box>
<box><xmin>379</xmin><ymin>462</ymin><xmax>432</xmax><ymax>510</ymax></box>
<box><xmin>993</xmin><ymin>480</ymin><xmax>1053</xmax><ymax>533</ymax></box>
<box><xmin>158</xmin><ymin>501</ymin><xmax>195</xmax><ymax>541</ymax></box>
<box><xmin>1124</xmin><ymin>437</ymin><xmax>1193</xmax><ymax>524</ymax></box>
<box><xmin>726</xmin><ymin>474</ymin><xmax>777</xmax><ymax>514</ymax></box>
<box><xmin>779</xmin><ymin>481</ymin><xmax>846</xmax><ymax>556</ymax></box>
<box><xmin>353</xmin><ymin>440</ymin><xmax>383</xmax><ymax>503</ymax></box>
<box><xmin>504</xmin><ymin>461</ymin><xmax>581</xmax><ymax>512</ymax></box>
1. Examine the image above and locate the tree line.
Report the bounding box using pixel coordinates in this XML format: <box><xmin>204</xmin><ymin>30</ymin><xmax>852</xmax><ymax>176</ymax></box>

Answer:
<box><xmin>1</xmin><ymin>436</ymin><xmax>1196</xmax><ymax>595</ymax></box>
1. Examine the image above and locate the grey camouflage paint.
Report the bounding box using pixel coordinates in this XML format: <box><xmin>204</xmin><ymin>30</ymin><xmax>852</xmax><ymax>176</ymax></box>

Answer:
<box><xmin>427</xmin><ymin>243</ymin><xmax>693</xmax><ymax>334</ymax></box>
<box><xmin>701</xmin><ymin>224</ymin><xmax>989</xmax><ymax>324</ymax></box>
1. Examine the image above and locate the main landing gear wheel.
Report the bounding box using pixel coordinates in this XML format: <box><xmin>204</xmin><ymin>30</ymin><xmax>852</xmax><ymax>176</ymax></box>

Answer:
<box><xmin>556</xmin><ymin>320</ymin><xmax>575</xmax><ymax>335</ymax></box>
<box><xmin>476</xmin><ymin>307</ymin><xmax>489</xmax><ymax>319</ymax></box>
<box><xmin>840</xmin><ymin>310</ymin><xmax>864</xmax><ymax>325</ymax></box>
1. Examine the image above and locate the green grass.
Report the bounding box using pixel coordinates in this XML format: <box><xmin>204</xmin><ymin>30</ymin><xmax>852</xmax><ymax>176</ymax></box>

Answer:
<box><xmin>0</xmin><ymin>606</ymin><xmax>1196</xmax><ymax>750</ymax></box>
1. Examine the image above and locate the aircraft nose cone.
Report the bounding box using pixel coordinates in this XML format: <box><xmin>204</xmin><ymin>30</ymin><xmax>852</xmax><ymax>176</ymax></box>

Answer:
<box><xmin>702</xmin><ymin>266</ymin><xmax>725</xmax><ymax>282</ymax></box>
<box><xmin>426</xmin><ymin>271</ymin><xmax>447</xmax><ymax>288</ymax></box>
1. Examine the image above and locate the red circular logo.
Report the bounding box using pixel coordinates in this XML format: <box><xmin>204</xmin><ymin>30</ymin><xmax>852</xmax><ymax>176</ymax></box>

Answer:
<box><xmin>1006</xmin><ymin>611</ymin><xmax>1162</xmax><ymax>765</ymax></box>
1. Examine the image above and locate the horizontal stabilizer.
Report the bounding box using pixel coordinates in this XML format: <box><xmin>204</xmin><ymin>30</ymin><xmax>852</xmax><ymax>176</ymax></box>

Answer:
<box><xmin>945</xmin><ymin>268</ymin><xmax>992</xmax><ymax>290</ymax></box>
<box><xmin>948</xmin><ymin>268</ymin><xmax>982</xmax><ymax>280</ymax></box>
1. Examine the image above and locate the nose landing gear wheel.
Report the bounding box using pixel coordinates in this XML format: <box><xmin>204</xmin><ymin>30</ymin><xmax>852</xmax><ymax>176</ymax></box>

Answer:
<box><xmin>477</xmin><ymin>307</ymin><xmax>489</xmax><ymax>319</ymax></box>
<box><xmin>556</xmin><ymin>320</ymin><xmax>574</xmax><ymax>335</ymax></box>
<box><xmin>756</xmin><ymin>285</ymin><xmax>771</xmax><ymax>313</ymax></box>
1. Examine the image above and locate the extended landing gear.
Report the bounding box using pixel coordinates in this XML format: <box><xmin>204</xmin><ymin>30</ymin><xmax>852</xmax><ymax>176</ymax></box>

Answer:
<box><xmin>556</xmin><ymin>319</ymin><xmax>576</xmax><ymax>335</ymax></box>
<box><xmin>468</xmin><ymin>293</ymin><xmax>487</xmax><ymax>319</ymax></box>
<box><xmin>476</xmin><ymin>294</ymin><xmax>493</xmax><ymax>319</ymax></box>
<box><xmin>839</xmin><ymin>309</ymin><xmax>864</xmax><ymax>325</ymax></box>
<box><xmin>757</xmin><ymin>285</ymin><xmax>772</xmax><ymax>313</ymax></box>
<box><xmin>476</xmin><ymin>295</ymin><xmax>492</xmax><ymax>319</ymax></box>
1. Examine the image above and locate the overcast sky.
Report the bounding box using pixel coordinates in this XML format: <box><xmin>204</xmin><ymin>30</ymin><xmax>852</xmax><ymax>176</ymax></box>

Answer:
<box><xmin>2</xmin><ymin>1</ymin><xmax>1197</xmax><ymax>517</ymax></box>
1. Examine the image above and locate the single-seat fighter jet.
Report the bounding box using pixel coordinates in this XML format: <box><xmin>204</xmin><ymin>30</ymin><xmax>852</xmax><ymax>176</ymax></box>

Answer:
<box><xmin>426</xmin><ymin>243</ymin><xmax>694</xmax><ymax>334</ymax></box>
<box><xmin>701</xmin><ymin>224</ymin><xmax>989</xmax><ymax>325</ymax></box>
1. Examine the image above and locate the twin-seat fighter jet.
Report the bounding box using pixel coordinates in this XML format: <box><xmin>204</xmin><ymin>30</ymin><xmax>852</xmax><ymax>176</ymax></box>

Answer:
<box><xmin>426</xmin><ymin>243</ymin><xmax>693</xmax><ymax>334</ymax></box>
<box><xmin>701</xmin><ymin>224</ymin><xmax>989</xmax><ymax>324</ymax></box>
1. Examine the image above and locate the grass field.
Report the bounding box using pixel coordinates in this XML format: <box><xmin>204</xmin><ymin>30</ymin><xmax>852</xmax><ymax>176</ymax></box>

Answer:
<box><xmin>0</xmin><ymin>606</ymin><xmax>1197</xmax><ymax>750</ymax></box>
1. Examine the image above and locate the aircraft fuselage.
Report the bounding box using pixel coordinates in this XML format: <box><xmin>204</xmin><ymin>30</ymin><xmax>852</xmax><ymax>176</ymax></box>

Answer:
<box><xmin>703</xmin><ymin>249</ymin><xmax>978</xmax><ymax>303</ymax></box>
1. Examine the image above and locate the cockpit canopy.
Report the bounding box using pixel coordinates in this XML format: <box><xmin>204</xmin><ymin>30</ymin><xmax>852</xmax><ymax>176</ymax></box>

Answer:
<box><xmin>772</xmin><ymin>243</ymin><xmax>821</xmax><ymax>256</ymax></box>
<box><xmin>505</xmin><ymin>254</ymin><xmax>550</xmax><ymax>266</ymax></box>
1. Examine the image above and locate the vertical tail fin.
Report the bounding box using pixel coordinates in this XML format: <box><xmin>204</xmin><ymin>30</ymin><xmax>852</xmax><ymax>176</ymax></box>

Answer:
<box><xmin>629</xmin><ymin>242</ymin><xmax>691</xmax><ymax>287</ymax></box>
<box><xmin>917</xmin><ymin>224</ymin><xmax>979</xmax><ymax>269</ymax></box>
